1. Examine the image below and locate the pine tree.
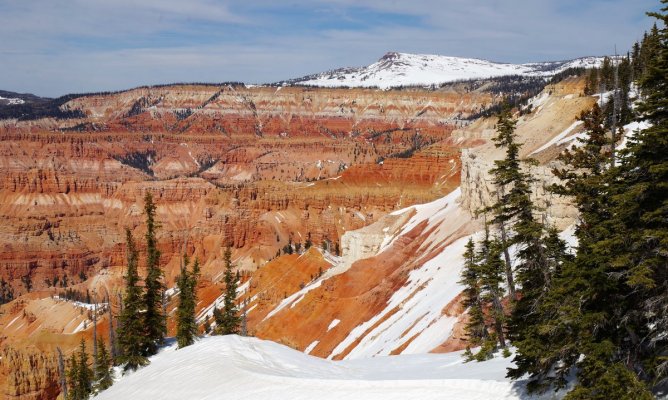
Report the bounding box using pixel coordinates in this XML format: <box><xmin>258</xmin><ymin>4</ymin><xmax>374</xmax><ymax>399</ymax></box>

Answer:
<box><xmin>94</xmin><ymin>338</ymin><xmax>113</xmax><ymax>392</ymax></box>
<box><xmin>608</xmin><ymin>4</ymin><xmax>668</xmax><ymax>392</ymax></box>
<box><xmin>459</xmin><ymin>238</ymin><xmax>488</xmax><ymax>358</ymax></box>
<box><xmin>584</xmin><ymin>68</ymin><xmax>599</xmax><ymax>95</ymax></box>
<box><xmin>487</xmin><ymin>106</ymin><xmax>525</xmax><ymax>299</ymax></box>
<box><xmin>142</xmin><ymin>192</ymin><xmax>165</xmax><ymax>356</ymax></box>
<box><xmin>176</xmin><ymin>255</ymin><xmax>200</xmax><ymax>348</ymax></box>
<box><xmin>508</xmin><ymin>103</ymin><xmax>611</xmax><ymax>390</ymax></box>
<box><xmin>66</xmin><ymin>354</ymin><xmax>80</xmax><ymax>400</ymax></box>
<box><xmin>117</xmin><ymin>229</ymin><xmax>148</xmax><ymax>371</ymax></box>
<box><xmin>214</xmin><ymin>246</ymin><xmax>240</xmax><ymax>335</ymax></box>
<box><xmin>600</xmin><ymin>56</ymin><xmax>614</xmax><ymax>91</ymax></box>
<box><xmin>478</xmin><ymin>237</ymin><xmax>507</xmax><ymax>352</ymax></box>
<box><xmin>75</xmin><ymin>339</ymin><xmax>92</xmax><ymax>400</ymax></box>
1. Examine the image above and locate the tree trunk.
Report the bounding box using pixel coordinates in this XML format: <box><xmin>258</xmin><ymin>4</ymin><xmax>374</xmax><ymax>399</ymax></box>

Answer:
<box><xmin>498</xmin><ymin>221</ymin><xmax>517</xmax><ymax>300</ymax></box>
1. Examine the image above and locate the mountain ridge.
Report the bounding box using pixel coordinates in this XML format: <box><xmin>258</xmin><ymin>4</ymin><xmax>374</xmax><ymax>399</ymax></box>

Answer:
<box><xmin>283</xmin><ymin>51</ymin><xmax>606</xmax><ymax>89</ymax></box>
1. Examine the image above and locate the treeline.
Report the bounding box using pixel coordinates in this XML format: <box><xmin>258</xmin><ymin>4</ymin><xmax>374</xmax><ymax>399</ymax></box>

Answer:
<box><xmin>464</xmin><ymin>75</ymin><xmax>551</xmax><ymax>120</ymax></box>
<box><xmin>0</xmin><ymin>94</ymin><xmax>85</xmax><ymax>121</ymax></box>
<box><xmin>459</xmin><ymin>8</ymin><xmax>667</xmax><ymax>398</ymax></box>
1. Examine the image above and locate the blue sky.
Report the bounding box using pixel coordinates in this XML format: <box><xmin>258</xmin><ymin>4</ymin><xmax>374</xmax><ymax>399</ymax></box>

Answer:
<box><xmin>0</xmin><ymin>0</ymin><xmax>658</xmax><ymax>97</ymax></box>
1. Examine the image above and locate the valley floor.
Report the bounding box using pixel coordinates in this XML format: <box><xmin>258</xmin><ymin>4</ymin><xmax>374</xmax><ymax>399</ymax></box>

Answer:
<box><xmin>97</xmin><ymin>335</ymin><xmax>558</xmax><ymax>400</ymax></box>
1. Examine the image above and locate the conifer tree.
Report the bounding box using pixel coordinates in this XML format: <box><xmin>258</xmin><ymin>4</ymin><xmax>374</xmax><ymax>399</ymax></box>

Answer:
<box><xmin>508</xmin><ymin>103</ymin><xmax>611</xmax><ymax>390</ymax></box>
<box><xmin>487</xmin><ymin>106</ymin><xmax>525</xmax><ymax>299</ymax></box>
<box><xmin>608</xmin><ymin>3</ymin><xmax>668</xmax><ymax>392</ymax></box>
<box><xmin>214</xmin><ymin>246</ymin><xmax>240</xmax><ymax>335</ymax></box>
<box><xmin>478</xmin><ymin>237</ymin><xmax>507</xmax><ymax>352</ymax></box>
<box><xmin>142</xmin><ymin>192</ymin><xmax>165</xmax><ymax>356</ymax></box>
<box><xmin>485</xmin><ymin>105</ymin><xmax>555</xmax><ymax>378</ymax></box>
<box><xmin>584</xmin><ymin>68</ymin><xmax>599</xmax><ymax>95</ymax></box>
<box><xmin>66</xmin><ymin>354</ymin><xmax>80</xmax><ymax>400</ymax></box>
<box><xmin>176</xmin><ymin>254</ymin><xmax>200</xmax><ymax>348</ymax></box>
<box><xmin>75</xmin><ymin>339</ymin><xmax>92</xmax><ymax>400</ymax></box>
<box><xmin>117</xmin><ymin>229</ymin><xmax>148</xmax><ymax>371</ymax></box>
<box><xmin>459</xmin><ymin>238</ymin><xmax>488</xmax><ymax>358</ymax></box>
<box><xmin>94</xmin><ymin>338</ymin><xmax>113</xmax><ymax>392</ymax></box>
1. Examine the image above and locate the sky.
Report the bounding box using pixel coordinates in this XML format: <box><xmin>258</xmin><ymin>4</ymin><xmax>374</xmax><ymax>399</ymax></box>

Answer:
<box><xmin>0</xmin><ymin>0</ymin><xmax>659</xmax><ymax>97</ymax></box>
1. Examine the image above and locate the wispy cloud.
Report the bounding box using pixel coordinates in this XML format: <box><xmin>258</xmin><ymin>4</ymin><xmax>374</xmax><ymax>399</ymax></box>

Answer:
<box><xmin>0</xmin><ymin>0</ymin><xmax>658</xmax><ymax>96</ymax></box>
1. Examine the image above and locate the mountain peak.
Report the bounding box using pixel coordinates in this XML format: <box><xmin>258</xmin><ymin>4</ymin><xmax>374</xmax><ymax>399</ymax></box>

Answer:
<box><xmin>286</xmin><ymin>52</ymin><xmax>606</xmax><ymax>89</ymax></box>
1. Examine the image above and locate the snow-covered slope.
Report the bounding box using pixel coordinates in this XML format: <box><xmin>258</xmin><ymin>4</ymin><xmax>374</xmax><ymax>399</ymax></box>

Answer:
<box><xmin>288</xmin><ymin>52</ymin><xmax>604</xmax><ymax>89</ymax></box>
<box><xmin>96</xmin><ymin>335</ymin><xmax>551</xmax><ymax>400</ymax></box>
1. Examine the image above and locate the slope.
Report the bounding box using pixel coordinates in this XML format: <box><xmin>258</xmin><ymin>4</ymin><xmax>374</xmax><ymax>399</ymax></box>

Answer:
<box><xmin>96</xmin><ymin>335</ymin><xmax>550</xmax><ymax>400</ymax></box>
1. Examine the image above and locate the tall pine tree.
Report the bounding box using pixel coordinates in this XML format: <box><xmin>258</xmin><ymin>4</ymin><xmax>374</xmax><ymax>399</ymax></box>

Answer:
<box><xmin>214</xmin><ymin>246</ymin><xmax>240</xmax><ymax>335</ymax></box>
<box><xmin>176</xmin><ymin>254</ymin><xmax>200</xmax><ymax>348</ymax></box>
<box><xmin>116</xmin><ymin>229</ymin><xmax>148</xmax><ymax>371</ymax></box>
<box><xmin>142</xmin><ymin>192</ymin><xmax>166</xmax><ymax>356</ymax></box>
<box><xmin>459</xmin><ymin>237</ymin><xmax>488</xmax><ymax>358</ymax></box>
<box><xmin>93</xmin><ymin>338</ymin><xmax>113</xmax><ymax>392</ymax></box>
<box><xmin>607</xmin><ymin>3</ymin><xmax>668</xmax><ymax>393</ymax></box>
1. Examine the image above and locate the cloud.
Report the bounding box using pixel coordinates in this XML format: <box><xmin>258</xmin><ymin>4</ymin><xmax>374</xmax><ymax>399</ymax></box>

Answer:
<box><xmin>0</xmin><ymin>0</ymin><xmax>658</xmax><ymax>96</ymax></box>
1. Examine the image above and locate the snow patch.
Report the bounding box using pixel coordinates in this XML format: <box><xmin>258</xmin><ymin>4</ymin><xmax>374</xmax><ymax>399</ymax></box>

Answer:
<box><xmin>327</xmin><ymin>319</ymin><xmax>341</xmax><ymax>331</ymax></box>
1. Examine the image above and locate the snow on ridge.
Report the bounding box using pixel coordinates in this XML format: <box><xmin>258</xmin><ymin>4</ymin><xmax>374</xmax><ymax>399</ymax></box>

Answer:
<box><xmin>530</xmin><ymin>120</ymin><xmax>584</xmax><ymax>155</ymax></box>
<box><xmin>97</xmin><ymin>335</ymin><xmax>531</xmax><ymax>400</ymax></box>
<box><xmin>0</xmin><ymin>95</ymin><xmax>26</xmax><ymax>105</ymax></box>
<box><xmin>292</xmin><ymin>52</ymin><xmax>608</xmax><ymax>89</ymax></box>
<box><xmin>329</xmin><ymin>188</ymin><xmax>474</xmax><ymax>360</ymax></box>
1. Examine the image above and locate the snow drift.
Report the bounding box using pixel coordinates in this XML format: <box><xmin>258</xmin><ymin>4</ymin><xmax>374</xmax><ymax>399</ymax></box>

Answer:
<box><xmin>96</xmin><ymin>335</ymin><xmax>547</xmax><ymax>400</ymax></box>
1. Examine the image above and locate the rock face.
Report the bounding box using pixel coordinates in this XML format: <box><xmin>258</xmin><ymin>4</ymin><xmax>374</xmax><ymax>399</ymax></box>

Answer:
<box><xmin>457</xmin><ymin>77</ymin><xmax>593</xmax><ymax>229</ymax></box>
<box><xmin>0</xmin><ymin>346</ymin><xmax>60</xmax><ymax>400</ymax></box>
<box><xmin>0</xmin><ymin>83</ymin><xmax>480</xmax><ymax>299</ymax></box>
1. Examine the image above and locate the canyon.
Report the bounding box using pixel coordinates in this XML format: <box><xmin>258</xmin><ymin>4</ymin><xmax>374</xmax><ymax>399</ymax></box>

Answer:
<box><xmin>0</xmin><ymin>72</ymin><xmax>596</xmax><ymax>398</ymax></box>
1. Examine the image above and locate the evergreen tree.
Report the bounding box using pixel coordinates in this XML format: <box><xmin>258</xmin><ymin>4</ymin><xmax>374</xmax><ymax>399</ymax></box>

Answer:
<box><xmin>142</xmin><ymin>192</ymin><xmax>166</xmax><ymax>356</ymax></box>
<box><xmin>608</xmin><ymin>4</ymin><xmax>668</xmax><ymax>392</ymax></box>
<box><xmin>94</xmin><ymin>338</ymin><xmax>113</xmax><ymax>392</ymax></box>
<box><xmin>584</xmin><ymin>68</ymin><xmax>599</xmax><ymax>95</ymax></box>
<box><xmin>600</xmin><ymin>56</ymin><xmax>614</xmax><ymax>91</ymax></box>
<box><xmin>214</xmin><ymin>246</ymin><xmax>240</xmax><ymax>335</ymax></box>
<box><xmin>75</xmin><ymin>339</ymin><xmax>92</xmax><ymax>400</ymax></box>
<box><xmin>478</xmin><ymin>237</ymin><xmax>507</xmax><ymax>354</ymax></box>
<box><xmin>66</xmin><ymin>354</ymin><xmax>80</xmax><ymax>400</ymax></box>
<box><xmin>176</xmin><ymin>254</ymin><xmax>200</xmax><ymax>348</ymax></box>
<box><xmin>459</xmin><ymin>238</ymin><xmax>488</xmax><ymax>357</ymax></box>
<box><xmin>117</xmin><ymin>229</ymin><xmax>148</xmax><ymax>371</ymax></box>
<box><xmin>508</xmin><ymin>103</ymin><xmax>612</xmax><ymax>390</ymax></box>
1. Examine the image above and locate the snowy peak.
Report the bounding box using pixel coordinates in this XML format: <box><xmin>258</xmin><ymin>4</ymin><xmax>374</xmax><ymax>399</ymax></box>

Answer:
<box><xmin>287</xmin><ymin>52</ymin><xmax>606</xmax><ymax>89</ymax></box>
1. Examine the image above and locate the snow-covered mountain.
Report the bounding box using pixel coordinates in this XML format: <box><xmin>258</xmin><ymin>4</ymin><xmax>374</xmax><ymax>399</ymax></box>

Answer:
<box><xmin>286</xmin><ymin>52</ymin><xmax>605</xmax><ymax>89</ymax></box>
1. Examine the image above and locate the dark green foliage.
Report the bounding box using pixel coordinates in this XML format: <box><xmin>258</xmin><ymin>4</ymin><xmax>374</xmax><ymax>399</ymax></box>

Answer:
<box><xmin>478</xmin><ymin>237</ymin><xmax>508</xmax><ymax>353</ymax></box>
<box><xmin>66</xmin><ymin>339</ymin><xmax>92</xmax><ymax>400</ymax></box>
<box><xmin>66</xmin><ymin>355</ymin><xmax>80</xmax><ymax>400</ymax></box>
<box><xmin>94</xmin><ymin>338</ymin><xmax>113</xmax><ymax>392</ymax></box>
<box><xmin>600</xmin><ymin>57</ymin><xmax>614</xmax><ymax>91</ymax></box>
<box><xmin>214</xmin><ymin>246</ymin><xmax>240</xmax><ymax>335</ymax></box>
<box><xmin>584</xmin><ymin>68</ymin><xmax>599</xmax><ymax>95</ymax></box>
<box><xmin>117</xmin><ymin>229</ymin><xmax>148</xmax><ymax>371</ymax></box>
<box><xmin>507</xmin><ymin>8</ymin><xmax>668</xmax><ymax>393</ymax></box>
<box><xmin>141</xmin><ymin>192</ymin><xmax>166</xmax><ymax>356</ymax></box>
<box><xmin>459</xmin><ymin>238</ymin><xmax>488</xmax><ymax>351</ymax></box>
<box><xmin>487</xmin><ymin>108</ymin><xmax>552</xmax><ymax>358</ymax></box>
<box><xmin>176</xmin><ymin>255</ymin><xmax>200</xmax><ymax>348</ymax></box>
<box><xmin>508</xmin><ymin>102</ymin><xmax>617</xmax><ymax>391</ymax></box>
<box><xmin>460</xmin><ymin>228</ymin><xmax>510</xmax><ymax>362</ymax></box>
